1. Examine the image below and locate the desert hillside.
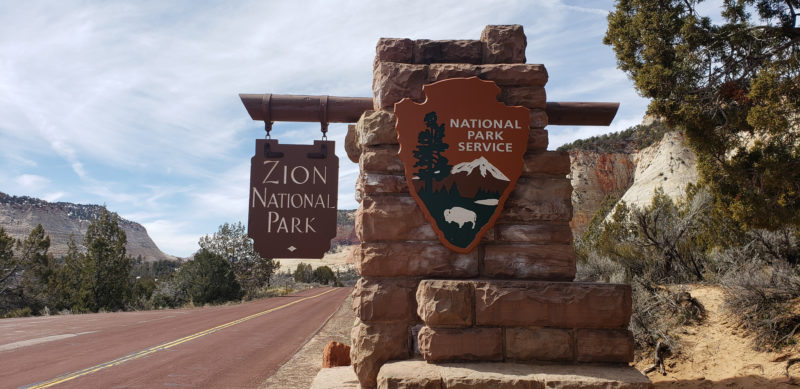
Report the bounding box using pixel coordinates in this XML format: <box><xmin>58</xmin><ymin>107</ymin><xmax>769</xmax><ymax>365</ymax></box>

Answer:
<box><xmin>562</xmin><ymin>121</ymin><xmax>697</xmax><ymax>236</ymax></box>
<box><xmin>0</xmin><ymin>192</ymin><xmax>175</xmax><ymax>262</ymax></box>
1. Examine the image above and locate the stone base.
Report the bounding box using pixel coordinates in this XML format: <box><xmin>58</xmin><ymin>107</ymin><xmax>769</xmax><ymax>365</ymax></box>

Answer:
<box><xmin>377</xmin><ymin>360</ymin><xmax>652</xmax><ymax>389</ymax></box>
<box><xmin>310</xmin><ymin>366</ymin><xmax>360</xmax><ymax>389</ymax></box>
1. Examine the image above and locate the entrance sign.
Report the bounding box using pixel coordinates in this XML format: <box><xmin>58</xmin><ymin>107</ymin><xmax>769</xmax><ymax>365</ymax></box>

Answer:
<box><xmin>248</xmin><ymin>139</ymin><xmax>338</xmax><ymax>259</ymax></box>
<box><xmin>395</xmin><ymin>77</ymin><xmax>530</xmax><ymax>253</ymax></box>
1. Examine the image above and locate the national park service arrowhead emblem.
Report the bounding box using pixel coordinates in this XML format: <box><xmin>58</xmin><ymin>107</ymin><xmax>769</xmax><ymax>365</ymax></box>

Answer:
<box><xmin>395</xmin><ymin>77</ymin><xmax>530</xmax><ymax>253</ymax></box>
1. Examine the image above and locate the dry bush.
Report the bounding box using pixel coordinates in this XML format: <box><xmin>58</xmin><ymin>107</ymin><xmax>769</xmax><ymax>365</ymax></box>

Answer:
<box><xmin>628</xmin><ymin>279</ymin><xmax>705</xmax><ymax>358</ymax></box>
<box><xmin>721</xmin><ymin>258</ymin><xmax>800</xmax><ymax>350</ymax></box>
<box><xmin>715</xmin><ymin>228</ymin><xmax>800</xmax><ymax>350</ymax></box>
<box><xmin>575</xmin><ymin>251</ymin><xmax>626</xmax><ymax>283</ymax></box>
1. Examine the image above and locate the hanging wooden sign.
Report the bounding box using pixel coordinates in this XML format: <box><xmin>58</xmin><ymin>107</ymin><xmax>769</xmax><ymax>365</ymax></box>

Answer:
<box><xmin>395</xmin><ymin>77</ymin><xmax>530</xmax><ymax>253</ymax></box>
<box><xmin>248</xmin><ymin>139</ymin><xmax>338</xmax><ymax>259</ymax></box>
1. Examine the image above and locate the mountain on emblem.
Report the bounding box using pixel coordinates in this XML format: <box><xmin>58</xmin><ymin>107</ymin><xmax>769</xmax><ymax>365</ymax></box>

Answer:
<box><xmin>451</xmin><ymin>157</ymin><xmax>510</xmax><ymax>181</ymax></box>
<box><xmin>395</xmin><ymin>77</ymin><xmax>530</xmax><ymax>253</ymax></box>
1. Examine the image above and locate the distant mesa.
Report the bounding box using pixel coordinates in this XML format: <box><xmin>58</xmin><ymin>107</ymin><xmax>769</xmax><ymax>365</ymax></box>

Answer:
<box><xmin>0</xmin><ymin>192</ymin><xmax>176</xmax><ymax>262</ymax></box>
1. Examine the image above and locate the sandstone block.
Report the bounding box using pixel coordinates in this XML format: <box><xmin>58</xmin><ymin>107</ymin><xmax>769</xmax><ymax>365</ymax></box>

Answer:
<box><xmin>355</xmin><ymin>242</ymin><xmax>479</xmax><ymax>278</ymax></box>
<box><xmin>481</xmin><ymin>25</ymin><xmax>526</xmax><ymax>64</ymax></box>
<box><xmin>475</xmin><ymin>281</ymin><xmax>632</xmax><ymax>328</ymax></box>
<box><xmin>499</xmin><ymin>87</ymin><xmax>546</xmax><ymax>110</ymax></box>
<box><xmin>500</xmin><ymin>177</ymin><xmax>572</xmax><ymax>223</ymax></box>
<box><xmin>427</xmin><ymin>63</ymin><xmax>480</xmax><ymax>83</ymax></box>
<box><xmin>522</xmin><ymin>151</ymin><xmax>570</xmax><ymax>177</ymax></box>
<box><xmin>356</xmin><ymin>196</ymin><xmax>436</xmax><ymax>242</ymax></box>
<box><xmin>376</xmin><ymin>38</ymin><xmax>414</xmax><ymax>63</ymax></box>
<box><xmin>418</xmin><ymin>326</ymin><xmax>503</xmax><ymax>362</ymax></box>
<box><xmin>479</xmin><ymin>64</ymin><xmax>547</xmax><ymax>87</ymax></box>
<box><xmin>322</xmin><ymin>341</ymin><xmax>352</xmax><ymax>368</ymax></box>
<box><xmin>377</xmin><ymin>360</ymin><xmax>443</xmax><ymax>389</ymax></box>
<box><xmin>413</xmin><ymin>39</ymin><xmax>482</xmax><ymax>64</ymax></box>
<box><xmin>356</xmin><ymin>110</ymin><xmax>398</xmax><ymax>147</ymax></box>
<box><xmin>505</xmin><ymin>327</ymin><xmax>573</xmax><ymax>362</ymax></box>
<box><xmin>359</xmin><ymin>146</ymin><xmax>404</xmax><ymax>174</ymax></box>
<box><xmin>360</xmin><ymin>173</ymin><xmax>408</xmax><ymax>195</ymax></box>
<box><xmin>355</xmin><ymin>175</ymin><xmax>364</xmax><ymax>204</ymax></box>
<box><xmin>373</xmin><ymin>62</ymin><xmax>428</xmax><ymax>109</ymax></box>
<box><xmin>416</xmin><ymin>280</ymin><xmax>474</xmax><ymax>327</ymax></box>
<box><xmin>378</xmin><ymin>361</ymin><xmax>652</xmax><ymax>389</ymax></box>
<box><xmin>482</xmin><ymin>244</ymin><xmax>576</xmax><ymax>280</ymax></box>
<box><xmin>353</xmin><ymin>278</ymin><xmax>418</xmax><ymax>323</ymax></box>
<box><xmin>345</xmin><ymin>124</ymin><xmax>360</xmax><ymax>163</ymax></box>
<box><xmin>576</xmin><ymin>329</ymin><xmax>635</xmax><ymax>363</ymax></box>
<box><xmin>530</xmin><ymin>109</ymin><xmax>548</xmax><ymax>128</ymax></box>
<box><xmin>351</xmin><ymin>319</ymin><xmax>410</xmax><ymax>388</ymax></box>
<box><xmin>528</xmin><ymin>128</ymin><xmax>548</xmax><ymax>152</ymax></box>
<box><xmin>495</xmin><ymin>223</ymin><xmax>572</xmax><ymax>244</ymax></box>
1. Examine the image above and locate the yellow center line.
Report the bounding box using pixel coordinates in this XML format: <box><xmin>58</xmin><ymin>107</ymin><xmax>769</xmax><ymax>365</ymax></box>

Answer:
<box><xmin>23</xmin><ymin>288</ymin><xmax>338</xmax><ymax>389</ymax></box>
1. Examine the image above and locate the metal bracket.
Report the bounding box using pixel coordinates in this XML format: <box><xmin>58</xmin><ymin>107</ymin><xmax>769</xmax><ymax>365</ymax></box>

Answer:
<box><xmin>263</xmin><ymin>140</ymin><xmax>284</xmax><ymax>158</ymax></box>
<box><xmin>262</xmin><ymin>94</ymin><xmax>274</xmax><ymax>138</ymax></box>
<box><xmin>319</xmin><ymin>95</ymin><xmax>329</xmax><ymax>140</ymax></box>
<box><xmin>307</xmin><ymin>142</ymin><xmax>328</xmax><ymax>159</ymax></box>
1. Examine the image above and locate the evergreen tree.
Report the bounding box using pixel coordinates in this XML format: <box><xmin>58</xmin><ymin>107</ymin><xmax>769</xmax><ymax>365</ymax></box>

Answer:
<box><xmin>199</xmin><ymin>222</ymin><xmax>278</xmax><ymax>296</ymax></box>
<box><xmin>294</xmin><ymin>262</ymin><xmax>313</xmax><ymax>283</ymax></box>
<box><xmin>178</xmin><ymin>249</ymin><xmax>241</xmax><ymax>305</ymax></box>
<box><xmin>604</xmin><ymin>0</ymin><xmax>800</xmax><ymax>229</ymax></box>
<box><xmin>52</xmin><ymin>236</ymin><xmax>91</xmax><ymax>312</ymax></box>
<box><xmin>18</xmin><ymin>225</ymin><xmax>54</xmax><ymax>309</ymax></box>
<box><xmin>0</xmin><ymin>228</ymin><xmax>18</xmax><ymax>296</ymax></box>
<box><xmin>413</xmin><ymin>112</ymin><xmax>451</xmax><ymax>191</ymax></box>
<box><xmin>82</xmin><ymin>208</ymin><xmax>132</xmax><ymax>311</ymax></box>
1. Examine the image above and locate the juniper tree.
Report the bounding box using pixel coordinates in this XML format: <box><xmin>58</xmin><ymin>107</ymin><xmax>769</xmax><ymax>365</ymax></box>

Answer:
<box><xmin>604</xmin><ymin>0</ymin><xmax>800</xmax><ymax>228</ymax></box>
<box><xmin>82</xmin><ymin>208</ymin><xmax>131</xmax><ymax>311</ymax></box>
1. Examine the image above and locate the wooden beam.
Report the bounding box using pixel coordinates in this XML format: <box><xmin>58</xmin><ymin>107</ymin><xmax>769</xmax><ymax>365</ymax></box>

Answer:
<box><xmin>239</xmin><ymin>94</ymin><xmax>619</xmax><ymax>126</ymax></box>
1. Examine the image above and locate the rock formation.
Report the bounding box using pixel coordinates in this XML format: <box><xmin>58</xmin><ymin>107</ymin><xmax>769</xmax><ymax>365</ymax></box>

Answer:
<box><xmin>568</xmin><ymin>131</ymin><xmax>698</xmax><ymax>236</ymax></box>
<box><xmin>0</xmin><ymin>192</ymin><xmax>175</xmax><ymax>262</ymax></box>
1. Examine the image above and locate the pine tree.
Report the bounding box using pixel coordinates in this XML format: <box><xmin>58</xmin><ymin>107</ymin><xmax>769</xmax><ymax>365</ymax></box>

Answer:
<box><xmin>413</xmin><ymin>112</ymin><xmax>451</xmax><ymax>191</ymax></box>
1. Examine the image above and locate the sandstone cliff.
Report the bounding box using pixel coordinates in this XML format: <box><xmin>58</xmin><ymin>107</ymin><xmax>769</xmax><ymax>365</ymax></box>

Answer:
<box><xmin>567</xmin><ymin>130</ymin><xmax>698</xmax><ymax>236</ymax></box>
<box><xmin>0</xmin><ymin>192</ymin><xmax>175</xmax><ymax>262</ymax></box>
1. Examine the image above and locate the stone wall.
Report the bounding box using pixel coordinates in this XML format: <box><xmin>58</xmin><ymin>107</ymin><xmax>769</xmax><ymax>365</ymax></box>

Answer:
<box><xmin>346</xmin><ymin>25</ymin><xmax>632</xmax><ymax>389</ymax></box>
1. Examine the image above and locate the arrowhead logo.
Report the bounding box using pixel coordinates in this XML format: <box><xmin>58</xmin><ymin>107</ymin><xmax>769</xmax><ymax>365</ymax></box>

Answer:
<box><xmin>395</xmin><ymin>77</ymin><xmax>530</xmax><ymax>253</ymax></box>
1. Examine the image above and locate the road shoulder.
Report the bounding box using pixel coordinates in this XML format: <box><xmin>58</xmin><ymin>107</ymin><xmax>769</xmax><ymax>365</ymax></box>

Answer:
<box><xmin>260</xmin><ymin>290</ymin><xmax>354</xmax><ymax>389</ymax></box>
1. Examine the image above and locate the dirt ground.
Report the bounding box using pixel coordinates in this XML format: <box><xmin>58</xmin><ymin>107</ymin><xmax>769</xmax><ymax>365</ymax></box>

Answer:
<box><xmin>261</xmin><ymin>284</ymin><xmax>800</xmax><ymax>389</ymax></box>
<box><xmin>635</xmin><ymin>285</ymin><xmax>800</xmax><ymax>388</ymax></box>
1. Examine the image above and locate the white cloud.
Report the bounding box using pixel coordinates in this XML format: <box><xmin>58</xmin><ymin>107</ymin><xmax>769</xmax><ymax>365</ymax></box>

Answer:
<box><xmin>143</xmin><ymin>219</ymin><xmax>202</xmax><ymax>258</ymax></box>
<box><xmin>15</xmin><ymin>174</ymin><xmax>49</xmax><ymax>191</ymax></box>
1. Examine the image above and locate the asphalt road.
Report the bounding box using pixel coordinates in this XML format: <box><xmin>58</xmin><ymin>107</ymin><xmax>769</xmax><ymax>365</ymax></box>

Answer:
<box><xmin>0</xmin><ymin>287</ymin><xmax>351</xmax><ymax>389</ymax></box>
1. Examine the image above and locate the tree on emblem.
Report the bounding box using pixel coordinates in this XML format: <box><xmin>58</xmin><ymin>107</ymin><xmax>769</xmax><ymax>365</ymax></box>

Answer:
<box><xmin>413</xmin><ymin>112</ymin><xmax>451</xmax><ymax>192</ymax></box>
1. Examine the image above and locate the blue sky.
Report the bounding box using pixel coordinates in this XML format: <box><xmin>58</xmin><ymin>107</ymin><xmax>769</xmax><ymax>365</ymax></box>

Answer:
<box><xmin>1</xmin><ymin>0</ymin><xmax>655</xmax><ymax>257</ymax></box>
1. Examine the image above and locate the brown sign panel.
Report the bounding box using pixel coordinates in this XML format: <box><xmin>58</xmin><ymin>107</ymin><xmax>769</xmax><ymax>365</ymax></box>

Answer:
<box><xmin>395</xmin><ymin>77</ymin><xmax>530</xmax><ymax>253</ymax></box>
<box><xmin>248</xmin><ymin>139</ymin><xmax>338</xmax><ymax>259</ymax></box>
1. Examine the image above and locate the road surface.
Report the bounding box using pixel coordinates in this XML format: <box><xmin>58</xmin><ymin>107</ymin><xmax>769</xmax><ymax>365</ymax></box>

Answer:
<box><xmin>0</xmin><ymin>287</ymin><xmax>351</xmax><ymax>389</ymax></box>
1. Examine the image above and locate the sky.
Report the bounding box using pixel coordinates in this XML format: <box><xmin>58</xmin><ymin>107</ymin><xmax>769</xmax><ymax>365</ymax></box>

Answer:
<box><xmin>1</xmin><ymin>0</ymin><xmax>654</xmax><ymax>257</ymax></box>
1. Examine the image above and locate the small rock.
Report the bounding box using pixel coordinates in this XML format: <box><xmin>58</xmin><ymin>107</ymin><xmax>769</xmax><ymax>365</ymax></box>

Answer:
<box><xmin>322</xmin><ymin>341</ymin><xmax>352</xmax><ymax>368</ymax></box>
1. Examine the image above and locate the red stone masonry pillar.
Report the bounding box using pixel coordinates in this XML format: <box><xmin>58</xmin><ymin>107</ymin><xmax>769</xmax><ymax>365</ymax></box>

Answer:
<box><xmin>345</xmin><ymin>25</ymin><xmax>632</xmax><ymax>389</ymax></box>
